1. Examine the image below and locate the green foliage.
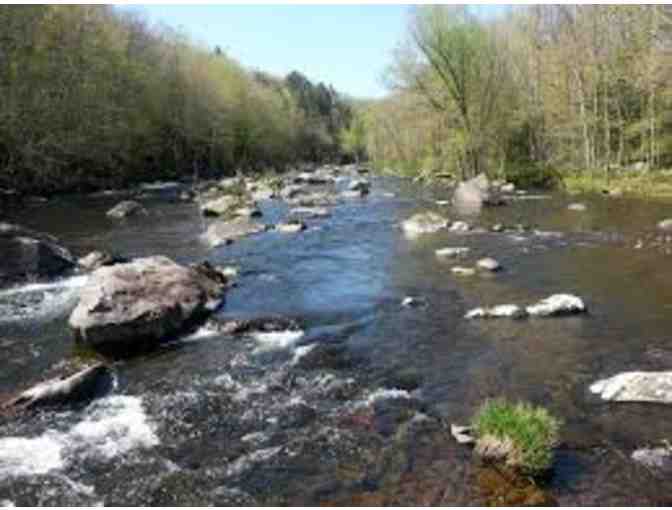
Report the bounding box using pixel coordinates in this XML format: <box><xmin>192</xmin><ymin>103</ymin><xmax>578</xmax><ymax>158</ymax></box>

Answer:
<box><xmin>0</xmin><ymin>6</ymin><xmax>353</xmax><ymax>193</ymax></box>
<box><xmin>472</xmin><ymin>399</ymin><xmax>561</xmax><ymax>474</ymax></box>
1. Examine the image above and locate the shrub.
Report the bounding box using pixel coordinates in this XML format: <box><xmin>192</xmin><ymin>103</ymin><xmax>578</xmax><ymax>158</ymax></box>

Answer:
<box><xmin>472</xmin><ymin>399</ymin><xmax>561</xmax><ymax>474</ymax></box>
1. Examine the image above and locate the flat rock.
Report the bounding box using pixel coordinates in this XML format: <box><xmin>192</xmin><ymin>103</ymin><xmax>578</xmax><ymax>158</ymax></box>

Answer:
<box><xmin>465</xmin><ymin>304</ymin><xmax>525</xmax><ymax>319</ymax></box>
<box><xmin>449</xmin><ymin>221</ymin><xmax>470</xmax><ymax>232</ymax></box>
<box><xmin>275</xmin><ymin>222</ymin><xmax>306</xmax><ymax>234</ymax></box>
<box><xmin>201</xmin><ymin>195</ymin><xmax>242</xmax><ymax>217</ymax></box>
<box><xmin>78</xmin><ymin>250</ymin><xmax>129</xmax><ymax>272</ymax></box>
<box><xmin>568</xmin><ymin>203</ymin><xmax>587</xmax><ymax>212</ymax></box>
<box><xmin>204</xmin><ymin>218</ymin><xmax>266</xmax><ymax>247</ymax></box>
<box><xmin>401</xmin><ymin>212</ymin><xmax>449</xmax><ymax>236</ymax></box>
<box><xmin>476</xmin><ymin>257</ymin><xmax>501</xmax><ymax>272</ymax></box>
<box><xmin>526</xmin><ymin>294</ymin><xmax>586</xmax><ymax>317</ymax></box>
<box><xmin>451</xmin><ymin>266</ymin><xmax>476</xmax><ymax>276</ymax></box>
<box><xmin>106</xmin><ymin>200</ymin><xmax>146</xmax><ymax>219</ymax></box>
<box><xmin>69</xmin><ymin>256</ymin><xmax>228</xmax><ymax>355</ymax></box>
<box><xmin>590</xmin><ymin>371</ymin><xmax>672</xmax><ymax>403</ymax></box>
<box><xmin>0</xmin><ymin>222</ymin><xmax>76</xmax><ymax>285</ymax></box>
<box><xmin>436</xmin><ymin>247</ymin><xmax>470</xmax><ymax>258</ymax></box>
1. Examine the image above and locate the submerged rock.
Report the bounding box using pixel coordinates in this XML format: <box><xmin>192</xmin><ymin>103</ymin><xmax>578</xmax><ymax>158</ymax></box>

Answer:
<box><xmin>207</xmin><ymin>316</ymin><xmax>300</xmax><ymax>336</ymax></box>
<box><xmin>0</xmin><ymin>222</ymin><xmax>76</xmax><ymax>285</ymax></box>
<box><xmin>590</xmin><ymin>371</ymin><xmax>672</xmax><ymax>403</ymax></box>
<box><xmin>68</xmin><ymin>256</ymin><xmax>228</xmax><ymax>355</ymax></box>
<box><xmin>3</xmin><ymin>364</ymin><xmax>114</xmax><ymax>410</ymax></box>
<box><xmin>78</xmin><ymin>250</ymin><xmax>129</xmax><ymax>272</ymax></box>
<box><xmin>106</xmin><ymin>200</ymin><xmax>146</xmax><ymax>219</ymax></box>
<box><xmin>401</xmin><ymin>212</ymin><xmax>449</xmax><ymax>236</ymax></box>
<box><xmin>204</xmin><ymin>218</ymin><xmax>266</xmax><ymax>247</ymax></box>
<box><xmin>632</xmin><ymin>447</ymin><xmax>672</xmax><ymax>471</ymax></box>
<box><xmin>526</xmin><ymin>294</ymin><xmax>586</xmax><ymax>317</ymax></box>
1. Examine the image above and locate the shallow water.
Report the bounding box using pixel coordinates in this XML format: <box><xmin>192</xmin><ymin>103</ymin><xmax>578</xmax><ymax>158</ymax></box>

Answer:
<box><xmin>2</xmin><ymin>177</ymin><xmax>672</xmax><ymax>505</ymax></box>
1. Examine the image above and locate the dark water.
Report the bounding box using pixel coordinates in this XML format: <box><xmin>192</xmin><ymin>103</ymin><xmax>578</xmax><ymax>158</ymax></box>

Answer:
<box><xmin>2</xmin><ymin>176</ymin><xmax>672</xmax><ymax>505</ymax></box>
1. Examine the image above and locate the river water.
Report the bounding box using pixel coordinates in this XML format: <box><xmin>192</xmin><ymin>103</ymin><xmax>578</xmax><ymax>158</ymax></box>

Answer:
<box><xmin>1</xmin><ymin>175</ymin><xmax>672</xmax><ymax>505</ymax></box>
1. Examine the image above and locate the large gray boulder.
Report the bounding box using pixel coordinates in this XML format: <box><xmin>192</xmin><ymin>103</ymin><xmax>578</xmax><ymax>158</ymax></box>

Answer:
<box><xmin>203</xmin><ymin>217</ymin><xmax>266</xmax><ymax>247</ymax></box>
<box><xmin>68</xmin><ymin>256</ymin><xmax>228</xmax><ymax>355</ymax></box>
<box><xmin>0</xmin><ymin>222</ymin><xmax>76</xmax><ymax>285</ymax></box>
<box><xmin>453</xmin><ymin>174</ymin><xmax>504</xmax><ymax>211</ymax></box>
<box><xmin>590</xmin><ymin>371</ymin><xmax>672</xmax><ymax>403</ymax></box>
<box><xmin>201</xmin><ymin>195</ymin><xmax>242</xmax><ymax>217</ymax></box>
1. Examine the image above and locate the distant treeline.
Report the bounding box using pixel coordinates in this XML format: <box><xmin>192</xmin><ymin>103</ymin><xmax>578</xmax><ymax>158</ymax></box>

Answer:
<box><xmin>350</xmin><ymin>6</ymin><xmax>672</xmax><ymax>187</ymax></box>
<box><xmin>0</xmin><ymin>6</ymin><xmax>353</xmax><ymax>193</ymax></box>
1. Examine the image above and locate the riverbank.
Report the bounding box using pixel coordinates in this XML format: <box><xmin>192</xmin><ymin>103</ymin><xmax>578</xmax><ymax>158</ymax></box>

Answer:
<box><xmin>563</xmin><ymin>170</ymin><xmax>672</xmax><ymax>199</ymax></box>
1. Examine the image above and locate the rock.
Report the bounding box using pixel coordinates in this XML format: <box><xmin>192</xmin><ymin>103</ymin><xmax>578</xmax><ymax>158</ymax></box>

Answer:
<box><xmin>436</xmin><ymin>200</ymin><xmax>451</xmax><ymax>206</ymax></box>
<box><xmin>340</xmin><ymin>190</ymin><xmax>367</xmax><ymax>200</ymax></box>
<box><xmin>632</xmin><ymin>447</ymin><xmax>672</xmax><ymax>471</ymax></box>
<box><xmin>500</xmin><ymin>183</ymin><xmax>515</xmax><ymax>193</ymax></box>
<box><xmin>491</xmin><ymin>223</ymin><xmax>505</xmax><ymax>233</ymax></box>
<box><xmin>294</xmin><ymin>172</ymin><xmax>331</xmax><ymax>185</ymax></box>
<box><xmin>234</xmin><ymin>206</ymin><xmax>262</xmax><ymax>219</ymax></box>
<box><xmin>68</xmin><ymin>256</ymin><xmax>228</xmax><ymax>355</ymax></box>
<box><xmin>204</xmin><ymin>218</ymin><xmax>266</xmax><ymax>247</ymax></box>
<box><xmin>289</xmin><ymin>207</ymin><xmax>330</xmax><ymax>219</ymax></box>
<box><xmin>251</xmin><ymin>187</ymin><xmax>276</xmax><ymax>201</ymax></box>
<box><xmin>526</xmin><ymin>294</ymin><xmax>586</xmax><ymax>317</ymax></box>
<box><xmin>465</xmin><ymin>305</ymin><xmax>525</xmax><ymax>319</ymax></box>
<box><xmin>401</xmin><ymin>212</ymin><xmax>449</xmax><ymax>236</ymax></box>
<box><xmin>0</xmin><ymin>222</ymin><xmax>76</xmax><ymax>285</ymax></box>
<box><xmin>401</xmin><ymin>296</ymin><xmax>426</xmax><ymax>308</ymax></box>
<box><xmin>568</xmin><ymin>203</ymin><xmax>587</xmax><ymax>212</ymax></box>
<box><xmin>289</xmin><ymin>192</ymin><xmax>336</xmax><ymax>207</ymax></box>
<box><xmin>451</xmin><ymin>266</ymin><xmax>476</xmax><ymax>276</ymax></box>
<box><xmin>590</xmin><ymin>371</ymin><xmax>672</xmax><ymax>403</ymax></box>
<box><xmin>453</xmin><ymin>174</ymin><xmax>504</xmax><ymax>211</ymax></box>
<box><xmin>3</xmin><ymin>364</ymin><xmax>114</xmax><ymax>410</ymax></box>
<box><xmin>348</xmin><ymin>179</ymin><xmax>370</xmax><ymax>194</ymax></box>
<box><xmin>106</xmin><ymin>200</ymin><xmax>146</xmax><ymax>219</ymax></box>
<box><xmin>280</xmin><ymin>184</ymin><xmax>308</xmax><ymax>200</ymax></box>
<box><xmin>78</xmin><ymin>250</ymin><xmax>129</xmax><ymax>272</ymax></box>
<box><xmin>201</xmin><ymin>195</ymin><xmax>241</xmax><ymax>217</ymax></box>
<box><xmin>608</xmin><ymin>188</ymin><xmax>623</xmax><ymax>197</ymax></box>
<box><xmin>449</xmin><ymin>221</ymin><xmax>470</xmax><ymax>232</ymax></box>
<box><xmin>207</xmin><ymin>316</ymin><xmax>300</xmax><ymax>336</ymax></box>
<box><xmin>476</xmin><ymin>257</ymin><xmax>501</xmax><ymax>272</ymax></box>
<box><xmin>275</xmin><ymin>222</ymin><xmax>306</xmax><ymax>234</ymax></box>
<box><xmin>218</xmin><ymin>176</ymin><xmax>243</xmax><ymax>191</ymax></box>
<box><xmin>657</xmin><ymin>219</ymin><xmax>672</xmax><ymax>231</ymax></box>
<box><xmin>435</xmin><ymin>247</ymin><xmax>470</xmax><ymax>258</ymax></box>
<box><xmin>451</xmin><ymin>424</ymin><xmax>476</xmax><ymax>445</ymax></box>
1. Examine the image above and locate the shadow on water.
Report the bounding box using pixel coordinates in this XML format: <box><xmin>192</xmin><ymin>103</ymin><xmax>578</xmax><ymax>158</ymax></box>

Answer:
<box><xmin>1</xmin><ymin>179</ymin><xmax>672</xmax><ymax>504</ymax></box>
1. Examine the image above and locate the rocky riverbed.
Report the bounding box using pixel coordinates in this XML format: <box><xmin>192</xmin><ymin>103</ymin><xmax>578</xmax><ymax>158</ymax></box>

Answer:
<box><xmin>1</xmin><ymin>166</ymin><xmax>672</xmax><ymax>505</ymax></box>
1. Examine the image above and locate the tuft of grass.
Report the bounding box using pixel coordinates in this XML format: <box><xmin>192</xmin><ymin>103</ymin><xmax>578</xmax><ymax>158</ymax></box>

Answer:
<box><xmin>472</xmin><ymin>399</ymin><xmax>561</xmax><ymax>475</ymax></box>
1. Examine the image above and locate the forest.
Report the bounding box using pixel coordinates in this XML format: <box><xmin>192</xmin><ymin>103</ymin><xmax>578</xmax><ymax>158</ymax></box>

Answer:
<box><xmin>349</xmin><ymin>5</ymin><xmax>672</xmax><ymax>190</ymax></box>
<box><xmin>0</xmin><ymin>5</ymin><xmax>353</xmax><ymax>193</ymax></box>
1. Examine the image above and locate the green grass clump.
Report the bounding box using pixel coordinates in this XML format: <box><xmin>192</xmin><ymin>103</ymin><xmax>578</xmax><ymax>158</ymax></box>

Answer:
<box><xmin>563</xmin><ymin>170</ymin><xmax>672</xmax><ymax>198</ymax></box>
<box><xmin>472</xmin><ymin>399</ymin><xmax>561</xmax><ymax>475</ymax></box>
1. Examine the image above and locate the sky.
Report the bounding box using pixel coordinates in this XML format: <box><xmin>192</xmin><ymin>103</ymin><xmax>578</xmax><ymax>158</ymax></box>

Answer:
<box><xmin>124</xmin><ymin>5</ymin><xmax>411</xmax><ymax>99</ymax></box>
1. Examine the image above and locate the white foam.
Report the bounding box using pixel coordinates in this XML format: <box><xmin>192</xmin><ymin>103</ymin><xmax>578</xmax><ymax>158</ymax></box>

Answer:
<box><xmin>0</xmin><ymin>275</ymin><xmax>88</xmax><ymax>297</ymax></box>
<box><xmin>357</xmin><ymin>388</ymin><xmax>411</xmax><ymax>408</ymax></box>
<box><xmin>0</xmin><ymin>395</ymin><xmax>157</xmax><ymax>479</ymax></box>
<box><xmin>251</xmin><ymin>330</ymin><xmax>305</xmax><ymax>353</ymax></box>
<box><xmin>182</xmin><ymin>325</ymin><xmax>220</xmax><ymax>342</ymax></box>
<box><xmin>291</xmin><ymin>344</ymin><xmax>316</xmax><ymax>365</ymax></box>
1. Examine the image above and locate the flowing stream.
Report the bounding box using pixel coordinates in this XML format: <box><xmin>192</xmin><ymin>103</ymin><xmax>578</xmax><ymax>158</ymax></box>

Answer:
<box><xmin>1</xmin><ymin>175</ymin><xmax>672</xmax><ymax>505</ymax></box>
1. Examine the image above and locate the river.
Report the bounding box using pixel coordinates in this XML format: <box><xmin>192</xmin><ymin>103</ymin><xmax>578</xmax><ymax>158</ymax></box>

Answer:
<box><xmin>1</xmin><ymin>173</ymin><xmax>672</xmax><ymax>505</ymax></box>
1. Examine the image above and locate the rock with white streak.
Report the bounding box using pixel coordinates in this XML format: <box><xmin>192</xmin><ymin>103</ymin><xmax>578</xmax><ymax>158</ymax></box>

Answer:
<box><xmin>465</xmin><ymin>305</ymin><xmax>525</xmax><ymax>319</ymax></box>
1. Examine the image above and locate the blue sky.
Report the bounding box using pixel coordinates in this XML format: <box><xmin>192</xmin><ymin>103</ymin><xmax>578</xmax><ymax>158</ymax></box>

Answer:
<box><xmin>123</xmin><ymin>5</ymin><xmax>410</xmax><ymax>99</ymax></box>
